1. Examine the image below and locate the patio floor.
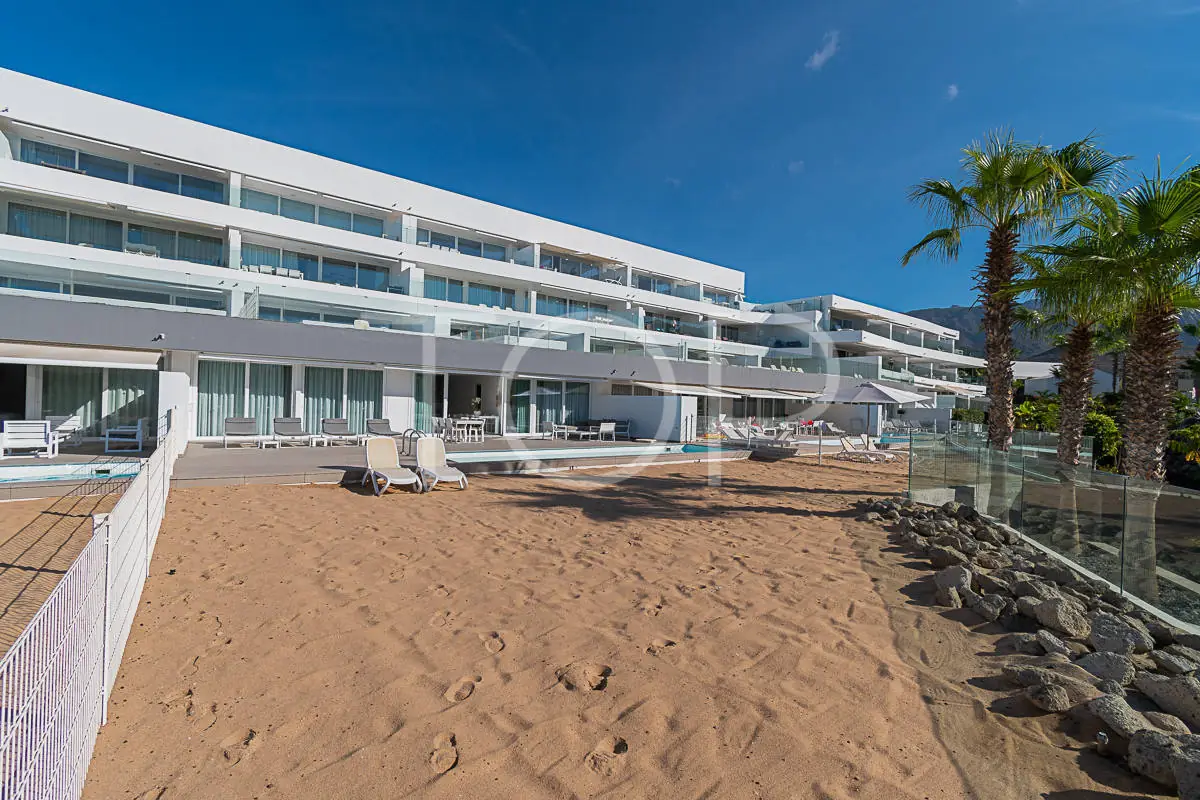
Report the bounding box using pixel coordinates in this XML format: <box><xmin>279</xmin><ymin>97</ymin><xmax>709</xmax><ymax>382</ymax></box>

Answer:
<box><xmin>170</xmin><ymin>436</ymin><xmax>677</xmax><ymax>486</ymax></box>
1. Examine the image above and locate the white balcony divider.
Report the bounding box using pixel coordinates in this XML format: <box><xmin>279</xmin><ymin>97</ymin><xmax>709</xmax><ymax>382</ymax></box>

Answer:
<box><xmin>0</xmin><ymin>406</ymin><xmax>185</xmax><ymax>800</ymax></box>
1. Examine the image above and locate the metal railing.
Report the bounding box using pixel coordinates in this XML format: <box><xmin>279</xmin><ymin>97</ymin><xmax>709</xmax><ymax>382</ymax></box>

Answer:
<box><xmin>0</xmin><ymin>407</ymin><xmax>185</xmax><ymax>799</ymax></box>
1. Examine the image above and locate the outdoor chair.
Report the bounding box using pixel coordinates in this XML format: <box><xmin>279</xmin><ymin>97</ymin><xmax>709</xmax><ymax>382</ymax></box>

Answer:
<box><xmin>45</xmin><ymin>415</ymin><xmax>83</xmax><ymax>447</ymax></box>
<box><xmin>223</xmin><ymin>417</ymin><xmax>261</xmax><ymax>448</ymax></box>
<box><xmin>861</xmin><ymin>433</ymin><xmax>906</xmax><ymax>458</ymax></box>
<box><xmin>1</xmin><ymin>420</ymin><xmax>57</xmax><ymax>459</ymax></box>
<box><xmin>105</xmin><ymin>419</ymin><xmax>144</xmax><ymax>453</ymax></box>
<box><xmin>361</xmin><ymin>436</ymin><xmax>423</xmax><ymax>495</ymax></box>
<box><xmin>321</xmin><ymin>418</ymin><xmax>362</xmax><ymax>446</ymax></box>
<box><xmin>836</xmin><ymin>436</ymin><xmax>895</xmax><ymax>463</ymax></box>
<box><xmin>273</xmin><ymin>417</ymin><xmax>311</xmax><ymax>446</ymax></box>
<box><xmin>415</xmin><ymin>436</ymin><xmax>469</xmax><ymax>490</ymax></box>
<box><xmin>596</xmin><ymin>422</ymin><xmax>617</xmax><ymax>441</ymax></box>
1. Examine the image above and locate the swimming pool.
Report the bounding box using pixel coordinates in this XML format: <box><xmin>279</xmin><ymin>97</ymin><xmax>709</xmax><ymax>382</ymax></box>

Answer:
<box><xmin>450</xmin><ymin>444</ymin><xmax>684</xmax><ymax>463</ymax></box>
<box><xmin>0</xmin><ymin>461</ymin><xmax>143</xmax><ymax>484</ymax></box>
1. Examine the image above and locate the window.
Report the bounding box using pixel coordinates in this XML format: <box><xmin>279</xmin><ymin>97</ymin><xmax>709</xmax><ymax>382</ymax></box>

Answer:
<box><xmin>318</xmin><ymin>207</ymin><xmax>352</xmax><ymax>231</ymax></box>
<box><xmin>7</xmin><ymin>276</ymin><xmax>63</xmax><ymax>293</ymax></box>
<box><xmin>174</xmin><ymin>295</ymin><xmax>226</xmax><ymax>311</ymax></box>
<box><xmin>537</xmin><ymin>295</ymin><xmax>568</xmax><ymax>317</ymax></box>
<box><xmin>351</xmin><ymin>214</ymin><xmax>384</xmax><ymax>237</ymax></box>
<box><xmin>719</xmin><ymin>325</ymin><xmax>740</xmax><ymax>342</ymax></box>
<box><xmin>429</xmin><ymin>231</ymin><xmax>455</xmax><ymax>250</ymax></box>
<box><xmin>7</xmin><ymin>203</ymin><xmax>67</xmax><ymax>242</ymax></box>
<box><xmin>78</xmin><ymin>152</ymin><xmax>128</xmax><ymax>183</ymax></box>
<box><xmin>483</xmin><ymin>243</ymin><xmax>506</xmax><ymax>261</ymax></box>
<box><xmin>323</xmin><ymin>314</ymin><xmax>356</xmax><ymax>325</ymax></box>
<box><xmin>20</xmin><ymin>140</ymin><xmax>75</xmax><ymax>169</ymax></box>
<box><xmin>644</xmin><ymin>312</ymin><xmax>681</xmax><ymax>333</ymax></box>
<box><xmin>242</xmin><ymin>188</ymin><xmax>280</xmax><ymax>214</ymax></box>
<box><xmin>424</xmin><ymin>275</ymin><xmax>463</xmax><ymax>303</ymax></box>
<box><xmin>457</xmin><ymin>238</ymin><xmax>483</xmax><ymax>258</ymax></box>
<box><xmin>416</xmin><ymin>228</ymin><xmax>431</xmax><ymax>245</ymax></box>
<box><xmin>280</xmin><ymin>197</ymin><xmax>316</xmax><ymax>222</ymax></box>
<box><xmin>637</xmin><ymin>274</ymin><xmax>673</xmax><ymax>294</ymax></box>
<box><xmin>181</xmin><ymin>174</ymin><xmax>225</xmax><ymax>203</ymax></box>
<box><xmin>74</xmin><ymin>283</ymin><xmax>171</xmax><ymax>305</ymax></box>
<box><xmin>68</xmin><ymin>214</ymin><xmax>122</xmax><ymax>251</ymax></box>
<box><xmin>357</xmin><ymin>264</ymin><xmax>390</xmax><ymax>292</ymax></box>
<box><xmin>133</xmin><ymin>165</ymin><xmax>181</xmax><ymax>194</ymax></box>
<box><xmin>242</xmin><ymin>243</ymin><xmax>281</xmax><ymax>270</ymax></box>
<box><xmin>321</xmin><ymin>257</ymin><xmax>357</xmax><ymax>286</ymax></box>
<box><xmin>178</xmin><ymin>232</ymin><xmax>223</xmax><ymax>266</ymax></box>
<box><xmin>283</xmin><ymin>309</ymin><xmax>320</xmax><ymax>323</ymax></box>
<box><xmin>127</xmin><ymin>224</ymin><xmax>178</xmax><ymax>259</ymax></box>
<box><xmin>468</xmin><ymin>283</ymin><xmax>517</xmax><ymax>309</ymax></box>
<box><xmin>283</xmin><ymin>250</ymin><xmax>319</xmax><ymax>281</ymax></box>
<box><xmin>258</xmin><ymin>306</ymin><xmax>282</xmax><ymax>321</ymax></box>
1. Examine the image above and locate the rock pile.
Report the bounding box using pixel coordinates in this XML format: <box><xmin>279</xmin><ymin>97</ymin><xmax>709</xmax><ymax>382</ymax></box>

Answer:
<box><xmin>859</xmin><ymin>496</ymin><xmax>1200</xmax><ymax>797</ymax></box>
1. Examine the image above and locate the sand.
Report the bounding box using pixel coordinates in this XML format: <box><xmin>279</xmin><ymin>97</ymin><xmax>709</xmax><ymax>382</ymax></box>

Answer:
<box><xmin>82</xmin><ymin>459</ymin><xmax>1168</xmax><ymax>799</ymax></box>
<box><xmin>0</xmin><ymin>493</ymin><xmax>116</xmax><ymax>653</ymax></box>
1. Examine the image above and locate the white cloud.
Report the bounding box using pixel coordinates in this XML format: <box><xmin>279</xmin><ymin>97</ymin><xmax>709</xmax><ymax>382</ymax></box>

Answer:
<box><xmin>787</xmin><ymin>160</ymin><xmax>805</xmax><ymax>175</ymax></box>
<box><xmin>947</xmin><ymin>83</ymin><xmax>960</xmax><ymax>101</ymax></box>
<box><xmin>805</xmin><ymin>31</ymin><xmax>840</xmax><ymax>71</ymax></box>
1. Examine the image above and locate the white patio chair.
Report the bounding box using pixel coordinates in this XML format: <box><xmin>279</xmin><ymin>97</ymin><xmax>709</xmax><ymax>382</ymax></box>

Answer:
<box><xmin>1</xmin><ymin>420</ymin><xmax>57</xmax><ymax>458</ymax></box>
<box><xmin>105</xmin><ymin>419</ymin><xmax>144</xmax><ymax>453</ymax></box>
<box><xmin>415</xmin><ymin>437</ymin><xmax>468</xmax><ymax>490</ymax></box>
<box><xmin>361</xmin><ymin>436</ymin><xmax>423</xmax><ymax>495</ymax></box>
<box><xmin>45</xmin><ymin>415</ymin><xmax>83</xmax><ymax>447</ymax></box>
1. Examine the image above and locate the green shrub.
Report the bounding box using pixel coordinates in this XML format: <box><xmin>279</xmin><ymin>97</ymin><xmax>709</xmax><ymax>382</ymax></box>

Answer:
<box><xmin>952</xmin><ymin>408</ymin><xmax>985</xmax><ymax>424</ymax></box>
<box><xmin>1083</xmin><ymin>411</ymin><xmax>1121</xmax><ymax>468</ymax></box>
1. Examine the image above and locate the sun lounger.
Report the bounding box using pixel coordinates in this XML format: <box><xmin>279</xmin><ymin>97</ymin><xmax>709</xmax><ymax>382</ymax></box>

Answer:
<box><xmin>361</xmin><ymin>436</ymin><xmax>423</xmax><ymax>494</ymax></box>
<box><xmin>1</xmin><ymin>420</ymin><xmax>57</xmax><ymax>458</ymax></box>
<box><xmin>836</xmin><ymin>436</ymin><xmax>895</xmax><ymax>463</ymax></box>
<box><xmin>273</xmin><ymin>417</ymin><xmax>310</xmax><ymax>446</ymax></box>
<box><xmin>223</xmin><ymin>417</ymin><xmax>261</xmax><ymax>448</ymax></box>
<box><xmin>415</xmin><ymin>436</ymin><xmax>468</xmax><ymax>490</ymax></box>
<box><xmin>321</xmin><ymin>418</ymin><xmax>363</xmax><ymax>446</ymax></box>
<box><xmin>105</xmin><ymin>419</ymin><xmax>144</xmax><ymax>453</ymax></box>
<box><xmin>366</xmin><ymin>419</ymin><xmax>403</xmax><ymax>437</ymax></box>
<box><xmin>860</xmin><ymin>434</ymin><xmax>906</xmax><ymax>458</ymax></box>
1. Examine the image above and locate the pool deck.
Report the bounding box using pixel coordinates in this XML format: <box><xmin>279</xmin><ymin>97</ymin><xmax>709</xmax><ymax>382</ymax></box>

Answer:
<box><xmin>170</xmin><ymin>437</ymin><xmax>750</xmax><ymax>487</ymax></box>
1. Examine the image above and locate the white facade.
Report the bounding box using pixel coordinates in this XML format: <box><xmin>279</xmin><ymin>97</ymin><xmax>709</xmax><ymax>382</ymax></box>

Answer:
<box><xmin>0</xmin><ymin>69</ymin><xmax>990</xmax><ymax>440</ymax></box>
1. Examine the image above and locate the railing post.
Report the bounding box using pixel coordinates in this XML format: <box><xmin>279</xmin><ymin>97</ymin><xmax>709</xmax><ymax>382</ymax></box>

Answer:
<box><xmin>96</xmin><ymin>513</ymin><xmax>112</xmax><ymax>725</ymax></box>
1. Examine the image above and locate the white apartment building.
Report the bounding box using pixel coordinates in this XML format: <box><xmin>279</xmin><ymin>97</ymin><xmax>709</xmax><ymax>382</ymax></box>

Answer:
<box><xmin>0</xmin><ymin>69</ymin><xmax>985</xmax><ymax>442</ymax></box>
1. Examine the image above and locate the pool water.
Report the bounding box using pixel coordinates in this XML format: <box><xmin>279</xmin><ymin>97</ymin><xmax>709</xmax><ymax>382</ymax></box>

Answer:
<box><xmin>450</xmin><ymin>444</ymin><xmax>684</xmax><ymax>463</ymax></box>
<box><xmin>0</xmin><ymin>461</ymin><xmax>143</xmax><ymax>484</ymax></box>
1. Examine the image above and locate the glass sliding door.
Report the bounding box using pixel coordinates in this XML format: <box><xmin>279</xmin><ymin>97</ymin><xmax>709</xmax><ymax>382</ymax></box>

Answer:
<box><xmin>346</xmin><ymin>369</ymin><xmax>382</xmax><ymax>434</ymax></box>
<box><xmin>42</xmin><ymin>366</ymin><xmax>103</xmax><ymax>435</ymax></box>
<box><xmin>564</xmin><ymin>382</ymin><xmax>590</xmax><ymax>425</ymax></box>
<box><xmin>536</xmin><ymin>381</ymin><xmax>563</xmax><ymax>431</ymax></box>
<box><xmin>414</xmin><ymin>372</ymin><xmax>432</xmax><ymax>433</ymax></box>
<box><xmin>303</xmin><ymin>366</ymin><xmax>344</xmax><ymax>432</ymax></box>
<box><xmin>507</xmin><ymin>379</ymin><xmax>531</xmax><ymax>434</ymax></box>
<box><xmin>197</xmin><ymin>361</ymin><xmax>246</xmax><ymax>437</ymax></box>
<box><xmin>248</xmin><ymin>363</ymin><xmax>291</xmax><ymax>434</ymax></box>
<box><xmin>106</xmin><ymin>369</ymin><xmax>159</xmax><ymax>435</ymax></box>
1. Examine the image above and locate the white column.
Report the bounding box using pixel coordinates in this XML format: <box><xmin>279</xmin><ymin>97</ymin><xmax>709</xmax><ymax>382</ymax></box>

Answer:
<box><xmin>528</xmin><ymin>289</ymin><xmax>538</xmax><ymax>315</ymax></box>
<box><xmin>532</xmin><ymin>243</ymin><xmax>542</xmax><ymax>270</ymax></box>
<box><xmin>228</xmin><ymin>228</ymin><xmax>242</xmax><ymax>271</ymax></box>
<box><xmin>25</xmin><ymin>365</ymin><xmax>41</xmax><ymax>418</ymax></box>
<box><xmin>228</xmin><ymin>172</ymin><xmax>242</xmax><ymax>207</ymax></box>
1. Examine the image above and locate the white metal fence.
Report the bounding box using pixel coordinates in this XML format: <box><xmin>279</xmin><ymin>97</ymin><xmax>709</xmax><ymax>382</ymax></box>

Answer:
<box><xmin>0</xmin><ymin>407</ymin><xmax>184</xmax><ymax>800</ymax></box>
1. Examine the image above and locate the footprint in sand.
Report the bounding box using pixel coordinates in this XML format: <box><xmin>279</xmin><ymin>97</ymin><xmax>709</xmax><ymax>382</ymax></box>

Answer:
<box><xmin>645</xmin><ymin>638</ymin><xmax>676</xmax><ymax>656</ymax></box>
<box><xmin>585</xmin><ymin>736</ymin><xmax>629</xmax><ymax>776</ymax></box>
<box><xmin>481</xmin><ymin>631</ymin><xmax>505</xmax><ymax>654</ymax></box>
<box><xmin>443</xmin><ymin>676</ymin><xmax>479</xmax><ymax>703</ymax></box>
<box><xmin>429</xmin><ymin>732</ymin><xmax>458</xmax><ymax>774</ymax></box>
<box><xmin>220</xmin><ymin>728</ymin><xmax>259</xmax><ymax>765</ymax></box>
<box><xmin>428</xmin><ymin>610</ymin><xmax>452</xmax><ymax>628</ymax></box>
<box><xmin>557</xmin><ymin>662</ymin><xmax>612</xmax><ymax>691</ymax></box>
<box><xmin>637</xmin><ymin>594</ymin><xmax>665</xmax><ymax>617</ymax></box>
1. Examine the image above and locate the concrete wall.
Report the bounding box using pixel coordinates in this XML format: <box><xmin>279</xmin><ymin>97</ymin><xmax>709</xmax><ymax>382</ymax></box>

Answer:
<box><xmin>382</xmin><ymin>368</ymin><xmax>415</xmax><ymax>431</ymax></box>
<box><xmin>157</xmin><ymin>371</ymin><xmax>190</xmax><ymax>435</ymax></box>
<box><xmin>590</xmin><ymin>394</ymin><xmax>696</xmax><ymax>442</ymax></box>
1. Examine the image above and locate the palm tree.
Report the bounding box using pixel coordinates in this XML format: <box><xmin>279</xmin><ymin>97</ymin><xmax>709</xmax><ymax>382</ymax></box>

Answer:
<box><xmin>1183</xmin><ymin>320</ymin><xmax>1200</xmax><ymax>394</ymax></box>
<box><xmin>1014</xmin><ymin>256</ymin><xmax>1127</xmax><ymax>552</ymax></box>
<box><xmin>902</xmin><ymin>131</ymin><xmax>1126</xmax><ymax>456</ymax></box>
<box><xmin>1095</xmin><ymin>321</ymin><xmax>1131</xmax><ymax>394</ymax></box>
<box><xmin>1035</xmin><ymin>167</ymin><xmax>1200</xmax><ymax>600</ymax></box>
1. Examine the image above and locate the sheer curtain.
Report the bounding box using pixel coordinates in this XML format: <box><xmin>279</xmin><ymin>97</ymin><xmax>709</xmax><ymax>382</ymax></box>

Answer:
<box><xmin>42</xmin><ymin>366</ymin><xmax>103</xmax><ymax>435</ymax></box>
<box><xmin>178</xmin><ymin>233</ymin><xmax>224</xmax><ymax>266</ymax></box>
<box><xmin>346</xmin><ymin>369</ymin><xmax>382</xmax><ymax>433</ymax></box>
<box><xmin>248</xmin><ymin>363</ymin><xmax>291</xmax><ymax>434</ymax></box>
<box><xmin>105</xmin><ymin>369</ymin><xmax>158</xmax><ymax>435</ymax></box>
<box><xmin>303</xmin><ymin>367</ymin><xmax>343</xmax><ymax>432</ymax></box>
<box><xmin>414</xmin><ymin>372</ymin><xmax>432</xmax><ymax>433</ymax></box>
<box><xmin>536</xmin><ymin>382</ymin><xmax>563</xmax><ymax>430</ymax></box>
<box><xmin>564</xmin><ymin>382</ymin><xmax>590</xmax><ymax>425</ymax></box>
<box><xmin>8</xmin><ymin>204</ymin><xmax>68</xmax><ymax>242</ymax></box>
<box><xmin>197</xmin><ymin>361</ymin><xmax>245</xmax><ymax>437</ymax></box>
<box><xmin>507</xmin><ymin>380</ymin><xmax>531</xmax><ymax>434</ymax></box>
<box><xmin>68</xmin><ymin>214</ymin><xmax>123</xmax><ymax>251</ymax></box>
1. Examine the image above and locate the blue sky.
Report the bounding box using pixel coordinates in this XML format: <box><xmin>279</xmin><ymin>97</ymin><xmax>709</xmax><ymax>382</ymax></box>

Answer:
<box><xmin>3</xmin><ymin>0</ymin><xmax>1200</xmax><ymax>311</ymax></box>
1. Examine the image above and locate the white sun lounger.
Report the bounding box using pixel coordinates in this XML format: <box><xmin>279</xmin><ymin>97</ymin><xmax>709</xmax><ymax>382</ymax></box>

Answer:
<box><xmin>837</xmin><ymin>436</ymin><xmax>895</xmax><ymax>463</ymax></box>
<box><xmin>361</xmin><ymin>436</ymin><xmax>423</xmax><ymax>495</ymax></box>
<box><xmin>860</xmin><ymin>434</ymin><xmax>906</xmax><ymax>458</ymax></box>
<box><xmin>415</xmin><ymin>436</ymin><xmax>468</xmax><ymax>490</ymax></box>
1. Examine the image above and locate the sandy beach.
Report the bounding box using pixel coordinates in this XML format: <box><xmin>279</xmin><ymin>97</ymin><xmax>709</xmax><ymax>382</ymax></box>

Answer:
<box><xmin>81</xmin><ymin>459</ymin><xmax>1167</xmax><ymax>799</ymax></box>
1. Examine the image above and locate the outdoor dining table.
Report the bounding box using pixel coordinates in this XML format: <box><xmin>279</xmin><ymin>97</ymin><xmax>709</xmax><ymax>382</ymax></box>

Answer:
<box><xmin>452</xmin><ymin>418</ymin><xmax>486</xmax><ymax>443</ymax></box>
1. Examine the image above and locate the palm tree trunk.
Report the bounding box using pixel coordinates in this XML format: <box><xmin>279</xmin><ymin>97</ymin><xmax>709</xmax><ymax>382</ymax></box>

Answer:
<box><xmin>1053</xmin><ymin>324</ymin><xmax>1095</xmax><ymax>554</ymax></box>
<box><xmin>979</xmin><ymin>225</ymin><xmax>1018</xmax><ymax>522</ymax></box>
<box><xmin>1111</xmin><ymin>352</ymin><xmax>1119</xmax><ymax>393</ymax></box>
<box><xmin>1120</xmin><ymin>302</ymin><xmax>1179</xmax><ymax>603</ymax></box>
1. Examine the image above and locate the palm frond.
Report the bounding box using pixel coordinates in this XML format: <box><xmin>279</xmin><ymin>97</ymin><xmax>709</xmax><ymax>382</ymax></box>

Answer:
<box><xmin>901</xmin><ymin>227</ymin><xmax>962</xmax><ymax>266</ymax></box>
